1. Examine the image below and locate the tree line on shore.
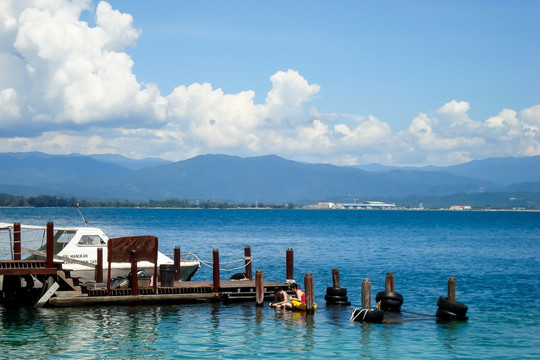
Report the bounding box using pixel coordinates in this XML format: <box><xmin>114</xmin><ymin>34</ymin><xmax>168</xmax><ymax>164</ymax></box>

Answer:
<box><xmin>0</xmin><ymin>193</ymin><xmax>293</xmax><ymax>209</ymax></box>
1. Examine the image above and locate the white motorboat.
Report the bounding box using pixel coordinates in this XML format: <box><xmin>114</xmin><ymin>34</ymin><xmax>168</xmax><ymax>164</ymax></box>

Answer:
<box><xmin>0</xmin><ymin>223</ymin><xmax>200</xmax><ymax>282</ymax></box>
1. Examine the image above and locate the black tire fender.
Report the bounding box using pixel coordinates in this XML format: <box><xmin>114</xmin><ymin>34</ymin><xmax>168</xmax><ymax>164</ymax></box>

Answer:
<box><xmin>326</xmin><ymin>300</ymin><xmax>351</xmax><ymax>306</ymax></box>
<box><xmin>375</xmin><ymin>291</ymin><xmax>403</xmax><ymax>304</ymax></box>
<box><xmin>436</xmin><ymin>307</ymin><xmax>468</xmax><ymax>321</ymax></box>
<box><xmin>437</xmin><ymin>296</ymin><xmax>468</xmax><ymax>316</ymax></box>
<box><xmin>351</xmin><ymin>308</ymin><xmax>384</xmax><ymax>323</ymax></box>
<box><xmin>326</xmin><ymin>287</ymin><xmax>347</xmax><ymax>296</ymax></box>
<box><xmin>325</xmin><ymin>294</ymin><xmax>348</xmax><ymax>303</ymax></box>
<box><xmin>379</xmin><ymin>298</ymin><xmax>402</xmax><ymax>312</ymax></box>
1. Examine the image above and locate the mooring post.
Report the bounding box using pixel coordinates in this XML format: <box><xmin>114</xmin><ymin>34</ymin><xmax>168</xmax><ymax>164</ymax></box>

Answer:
<box><xmin>305</xmin><ymin>273</ymin><xmax>315</xmax><ymax>313</ymax></box>
<box><xmin>244</xmin><ymin>245</ymin><xmax>253</xmax><ymax>280</ymax></box>
<box><xmin>385</xmin><ymin>272</ymin><xmax>395</xmax><ymax>292</ymax></box>
<box><xmin>255</xmin><ymin>270</ymin><xmax>264</xmax><ymax>307</ymax></box>
<box><xmin>13</xmin><ymin>222</ymin><xmax>21</xmax><ymax>261</ymax></box>
<box><xmin>46</xmin><ymin>222</ymin><xmax>54</xmax><ymax>268</ymax></box>
<box><xmin>96</xmin><ymin>247</ymin><xmax>103</xmax><ymax>283</ymax></box>
<box><xmin>362</xmin><ymin>278</ymin><xmax>372</xmax><ymax>309</ymax></box>
<box><xmin>174</xmin><ymin>246</ymin><xmax>181</xmax><ymax>282</ymax></box>
<box><xmin>213</xmin><ymin>249</ymin><xmax>220</xmax><ymax>293</ymax></box>
<box><xmin>332</xmin><ymin>268</ymin><xmax>341</xmax><ymax>288</ymax></box>
<box><xmin>130</xmin><ymin>250</ymin><xmax>138</xmax><ymax>295</ymax></box>
<box><xmin>448</xmin><ymin>277</ymin><xmax>456</xmax><ymax>302</ymax></box>
<box><xmin>286</xmin><ymin>248</ymin><xmax>294</xmax><ymax>281</ymax></box>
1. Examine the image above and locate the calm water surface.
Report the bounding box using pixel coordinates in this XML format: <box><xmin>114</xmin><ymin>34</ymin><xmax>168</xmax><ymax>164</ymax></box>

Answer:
<box><xmin>0</xmin><ymin>208</ymin><xmax>539</xmax><ymax>359</ymax></box>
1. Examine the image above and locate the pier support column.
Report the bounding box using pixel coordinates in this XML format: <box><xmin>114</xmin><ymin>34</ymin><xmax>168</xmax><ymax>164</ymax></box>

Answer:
<box><xmin>244</xmin><ymin>246</ymin><xmax>253</xmax><ymax>280</ymax></box>
<box><xmin>13</xmin><ymin>223</ymin><xmax>21</xmax><ymax>260</ymax></box>
<box><xmin>385</xmin><ymin>272</ymin><xmax>395</xmax><ymax>292</ymax></box>
<box><xmin>305</xmin><ymin>273</ymin><xmax>315</xmax><ymax>314</ymax></box>
<box><xmin>213</xmin><ymin>249</ymin><xmax>220</xmax><ymax>293</ymax></box>
<box><xmin>332</xmin><ymin>268</ymin><xmax>340</xmax><ymax>288</ymax></box>
<box><xmin>362</xmin><ymin>278</ymin><xmax>372</xmax><ymax>309</ymax></box>
<box><xmin>174</xmin><ymin>247</ymin><xmax>181</xmax><ymax>282</ymax></box>
<box><xmin>286</xmin><ymin>248</ymin><xmax>294</xmax><ymax>281</ymax></box>
<box><xmin>130</xmin><ymin>250</ymin><xmax>138</xmax><ymax>295</ymax></box>
<box><xmin>46</xmin><ymin>222</ymin><xmax>54</xmax><ymax>268</ymax></box>
<box><xmin>96</xmin><ymin>248</ymin><xmax>103</xmax><ymax>283</ymax></box>
<box><xmin>448</xmin><ymin>277</ymin><xmax>456</xmax><ymax>302</ymax></box>
<box><xmin>255</xmin><ymin>270</ymin><xmax>264</xmax><ymax>307</ymax></box>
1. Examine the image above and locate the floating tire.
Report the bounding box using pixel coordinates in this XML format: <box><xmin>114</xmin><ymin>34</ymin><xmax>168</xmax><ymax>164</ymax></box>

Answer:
<box><xmin>326</xmin><ymin>300</ymin><xmax>351</xmax><ymax>306</ymax></box>
<box><xmin>325</xmin><ymin>294</ymin><xmax>348</xmax><ymax>303</ymax></box>
<box><xmin>436</xmin><ymin>307</ymin><xmax>468</xmax><ymax>321</ymax></box>
<box><xmin>437</xmin><ymin>296</ymin><xmax>468</xmax><ymax>317</ymax></box>
<box><xmin>379</xmin><ymin>298</ymin><xmax>403</xmax><ymax>312</ymax></box>
<box><xmin>351</xmin><ymin>308</ymin><xmax>384</xmax><ymax>323</ymax></box>
<box><xmin>375</xmin><ymin>291</ymin><xmax>403</xmax><ymax>303</ymax></box>
<box><xmin>326</xmin><ymin>287</ymin><xmax>347</xmax><ymax>297</ymax></box>
<box><xmin>375</xmin><ymin>291</ymin><xmax>403</xmax><ymax>312</ymax></box>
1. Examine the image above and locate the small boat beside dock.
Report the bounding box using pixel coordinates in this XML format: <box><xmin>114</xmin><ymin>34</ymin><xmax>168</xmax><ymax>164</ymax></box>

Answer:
<box><xmin>0</xmin><ymin>222</ymin><xmax>200</xmax><ymax>282</ymax></box>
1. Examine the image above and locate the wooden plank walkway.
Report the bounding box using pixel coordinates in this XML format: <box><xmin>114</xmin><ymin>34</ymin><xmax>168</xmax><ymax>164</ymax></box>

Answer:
<box><xmin>0</xmin><ymin>260</ymin><xmax>57</xmax><ymax>276</ymax></box>
<box><xmin>48</xmin><ymin>280</ymin><xmax>290</xmax><ymax>307</ymax></box>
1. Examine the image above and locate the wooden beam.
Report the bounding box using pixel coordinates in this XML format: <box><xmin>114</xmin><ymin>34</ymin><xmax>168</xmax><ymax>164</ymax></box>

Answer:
<box><xmin>35</xmin><ymin>282</ymin><xmax>60</xmax><ymax>308</ymax></box>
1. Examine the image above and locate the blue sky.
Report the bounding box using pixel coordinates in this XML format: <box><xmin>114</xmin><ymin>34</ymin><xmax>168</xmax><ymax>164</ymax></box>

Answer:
<box><xmin>120</xmin><ymin>1</ymin><xmax>539</xmax><ymax>126</ymax></box>
<box><xmin>1</xmin><ymin>0</ymin><xmax>539</xmax><ymax>166</ymax></box>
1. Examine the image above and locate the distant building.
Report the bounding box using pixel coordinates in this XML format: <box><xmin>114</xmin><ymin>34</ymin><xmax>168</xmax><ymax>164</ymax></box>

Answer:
<box><xmin>450</xmin><ymin>205</ymin><xmax>472</xmax><ymax>210</ymax></box>
<box><xmin>341</xmin><ymin>201</ymin><xmax>396</xmax><ymax>210</ymax></box>
<box><xmin>316</xmin><ymin>202</ymin><xmax>336</xmax><ymax>209</ymax></box>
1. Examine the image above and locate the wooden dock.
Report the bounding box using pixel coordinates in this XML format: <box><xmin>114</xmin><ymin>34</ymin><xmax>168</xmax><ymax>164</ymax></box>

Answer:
<box><xmin>1</xmin><ymin>221</ymin><xmax>298</xmax><ymax>308</ymax></box>
<box><xmin>48</xmin><ymin>280</ymin><xmax>291</xmax><ymax>307</ymax></box>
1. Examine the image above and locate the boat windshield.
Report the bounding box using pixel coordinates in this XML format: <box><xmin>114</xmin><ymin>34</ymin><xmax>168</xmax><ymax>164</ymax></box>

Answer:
<box><xmin>78</xmin><ymin>235</ymin><xmax>106</xmax><ymax>246</ymax></box>
<box><xmin>56</xmin><ymin>231</ymin><xmax>76</xmax><ymax>243</ymax></box>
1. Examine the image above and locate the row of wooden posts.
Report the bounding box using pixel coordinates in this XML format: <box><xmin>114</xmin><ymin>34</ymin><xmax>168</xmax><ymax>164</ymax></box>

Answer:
<box><xmin>9</xmin><ymin>222</ymin><xmax>460</xmax><ymax>312</ymax></box>
<box><xmin>8</xmin><ymin>221</ymin><xmax>299</xmax><ymax>294</ymax></box>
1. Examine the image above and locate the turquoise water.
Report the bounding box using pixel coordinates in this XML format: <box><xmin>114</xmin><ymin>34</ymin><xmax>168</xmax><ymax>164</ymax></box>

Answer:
<box><xmin>0</xmin><ymin>208</ymin><xmax>539</xmax><ymax>359</ymax></box>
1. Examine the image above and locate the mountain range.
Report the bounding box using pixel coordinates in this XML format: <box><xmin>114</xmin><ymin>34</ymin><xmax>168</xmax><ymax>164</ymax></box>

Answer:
<box><xmin>0</xmin><ymin>152</ymin><xmax>539</xmax><ymax>208</ymax></box>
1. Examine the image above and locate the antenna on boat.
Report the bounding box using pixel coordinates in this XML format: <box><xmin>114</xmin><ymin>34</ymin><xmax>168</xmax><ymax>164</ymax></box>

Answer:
<box><xmin>76</xmin><ymin>203</ymin><xmax>89</xmax><ymax>226</ymax></box>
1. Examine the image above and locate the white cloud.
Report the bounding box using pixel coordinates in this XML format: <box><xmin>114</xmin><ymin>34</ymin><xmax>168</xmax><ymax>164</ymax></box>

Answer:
<box><xmin>0</xmin><ymin>1</ymin><xmax>538</xmax><ymax>166</ymax></box>
<box><xmin>438</xmin><ymin>100</ymin><xmax>470</xmax><ymax>114</ymax></box>
<box><xmin>264</xmin><ymin>69</ymin><xmax>321</xmax><ymax>125</ymax></box>
<box><xmin>0</xmin><ymin>88</ymin><xmax>20</xmax><ymax>119</ymax></box>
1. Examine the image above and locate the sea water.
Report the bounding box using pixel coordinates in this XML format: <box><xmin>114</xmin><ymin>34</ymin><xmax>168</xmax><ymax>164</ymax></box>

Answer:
<box><xmin>0</xmin><ymin>208</ymin><xmax>538</xmax><ymax>359</ymax></box>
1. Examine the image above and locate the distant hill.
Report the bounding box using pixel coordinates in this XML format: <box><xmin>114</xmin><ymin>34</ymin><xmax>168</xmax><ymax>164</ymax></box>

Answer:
<box><xmin>0</xmin><ymin>152</ymin><xmax>539</xmax><ymax>208</ymax></box>
<box><xmin>0</xmin><ymin>152</ymin><xmax>129</xmax><ymax>186</ymax></box>
<box><xmin>355</xmin><ymin>155</ymin><xmax>540</xmax><ymax>186</ymax></box>
<box><xmin>86</xmin><ymin>154</ymin><xmax>172</xmax><ymax>170</ymax></box>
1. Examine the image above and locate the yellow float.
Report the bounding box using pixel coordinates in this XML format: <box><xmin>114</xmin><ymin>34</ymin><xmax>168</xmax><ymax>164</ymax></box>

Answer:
<box><xmin>290</xmin><ymin>299</ymin><xmax>317</xmax><ymax>311</ymax></box>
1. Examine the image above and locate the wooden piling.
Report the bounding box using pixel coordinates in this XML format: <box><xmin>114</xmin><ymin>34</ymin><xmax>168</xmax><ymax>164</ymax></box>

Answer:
<box><xmin>332</xmin><ymin>268</ymin><xmax>341</xmax><ymax>288</ymax></box>
<box><xmin>362</xmin><ymin>278</ymin><xmax>371</xmax><ymax>309</ymax></box>
<box><xmin>130</xmin><ymin>250</ymin><xmax>138</xmax><ymax>295</ymax></box>
<box><xmin>244</xmin><ymin>246</ymin><xmax>253</xmax><ymax>280</ymax></box>
<box><xmin>174</xmin><ymin>247</ymin><xmax>181</xmax><ymax>282</ymax></box>
<box><xmin>286</xmin><ymin>248</ymin><xmax>294</xmax><ymax>281</ymax></box>
<box><xmin>255</xmin><ymin>270</ymin><xmax>264</xmax><ymax>307</ymax></box>
<box><xmin>448</xmin><ymin>277</ymin><xmax>456</xmax><ymax>302</ymax></box>
<box><xmin>305</xmin><ymin>273</ymin><xmax>315</xmax><ymax>313</ymax></box>
<box><xmin>213</xmin><ymin>249</ymin><xmax>220</xmax><ymax>293</ymax></box>
<box><xmin>385</xmin><ymin>272</ymin><xmax>395</xmax><ymax>292</ymax></box>
<box><xmin>96</xmin><ymin>248</ymin><xmax>103</xmax><ymax>283</ymax></box>
<box><xmin>13</xmin><ymin>223</ymin><xmax>21</xmax><ymax>260</ymax></box>
<box><xmin>46</xmin><ymin>222</ymin><xmax>54</xmax><ymax>268</ymax></box>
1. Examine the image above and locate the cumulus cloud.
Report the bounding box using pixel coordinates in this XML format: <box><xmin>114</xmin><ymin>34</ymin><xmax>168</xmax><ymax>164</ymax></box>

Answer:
<box><xmin>0</xmin><ymin>1</ymin><xmax>538</xmax><ymax>166</ymax></box>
